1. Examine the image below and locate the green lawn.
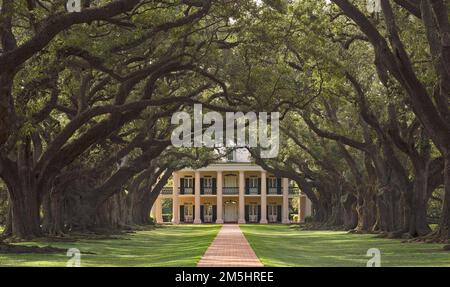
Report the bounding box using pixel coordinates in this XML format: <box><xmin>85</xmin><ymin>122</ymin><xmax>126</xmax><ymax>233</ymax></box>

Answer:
<box><xmin>240</xmin><ymin>224</ymin><xmax>450</xmax><ymax>267</ymax></box>
<box><xmin>2</xmin><ymin>224</ymin><xmax>449</xmax><ymax>267</ymax></box>
<box><xmin>0</xmin><ymin>225</ymin><xmax>220</xmax><ymax>267</ymax></box>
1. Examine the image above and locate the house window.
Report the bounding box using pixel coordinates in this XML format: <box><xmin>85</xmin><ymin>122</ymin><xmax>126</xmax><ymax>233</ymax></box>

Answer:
<box><xmin>227</xmin><ymin>151</ymin><xmax>235</xmax><ymax>161</ymax></box>
<box><xmin>204</xmin><ymin>178</ymin><xmax>212</xmax><ymax>188</ymax></box>
<box><xmin>268</xmin><ymin>178</ymin><xmax>277</xmax><ymax>188</ymax></box>
<box><xmin>248</xmin><ymin>177</ymin><xmax>258</xmax><ymax>195</ymax></box>
<box><xmin>249</xmin><ymin>177</ymin><xmax>258</xmax><ymax>188</ymax></box>
<box><xmin>184</xmin><ymin>177</ymin><xmax>193</xmax><ymax>188</ymax></box>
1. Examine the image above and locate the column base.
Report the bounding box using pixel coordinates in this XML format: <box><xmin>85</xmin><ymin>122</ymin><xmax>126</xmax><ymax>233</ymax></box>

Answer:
<box><xmin>194</xmin><ymin>219</ymin><xmax>202</xmax><ymax>224</ymax></box>
<box><xmin>260</xmin><ymin>219</ymin><xmax>268</xmax><ymax>224</ymax></box>
<box><xmin>238</xmin><ymin>219</ymin><xmax>246</xmax><ymax>224</ymax></box>
<box><xmin>216</xmin><ymin>219</ymin><xmax>224</xmax><ymax>224</ymax></box>
<box><xmin>172</xmin><ymin>220</ymin><xmax>180</xmax><ymax>224</ymax></box>
<box><xmin>282</xmin><ymin>219</ymin><xmax>290</xmax><ymax>224</ymax></box>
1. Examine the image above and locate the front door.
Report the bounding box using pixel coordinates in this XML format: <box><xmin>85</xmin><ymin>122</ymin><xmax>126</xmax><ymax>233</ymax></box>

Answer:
<box><xmin>203</xmin><ymin>204</ymin><xmax>213</xmax><ymax>223</ymax></box>
<box><xmin>224</xmin><ymin>201</ymin><xmax>238</xmax><ymax>222</ymax></box>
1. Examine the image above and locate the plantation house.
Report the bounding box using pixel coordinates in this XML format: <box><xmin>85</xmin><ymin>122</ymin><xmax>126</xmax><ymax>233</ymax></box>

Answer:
<box><xmin>152</xmin><ymin>149</ymin><xmax>312</xmax><ymax>224</ymax></box>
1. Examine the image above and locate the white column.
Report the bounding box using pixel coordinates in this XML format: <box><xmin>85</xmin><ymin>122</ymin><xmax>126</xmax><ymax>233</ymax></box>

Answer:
<box><xmin>172</xmin><ymin>172</ymin><xmax>180</xmax><ymax>224</ymax></box>
<box><xmin>282</xmin><ymin>178</ymin><xmax>289</xmax><ymax>224</ymax></box>
<box><xmin>260</xmin><ymin>171</ymin><xmax>268</xmax><ymax>224</ymax></box>
<box><xmin>150</xmin><ymin>204</ymin><xmax>155</xmax><ymax>219</ymax></box>
<box><xmin>299</xmin><ymin>195</ymin><xmax>306</xmax><ymax>223</ymax></box>
<box><xmin>305</xmin><ymin>196</ymin><xmax>312</xmax><ymax>217</ymax></box>
<box><xmin>216</xmin><ymin>171</ymin><xmax>224</xmax><ymax>224</ymax></box>
<box><xmin>298</xmin><ymin>195</ymin><xmax>302</xmax><ymax>223</ymax></box>
<box><xmin>238</xmin><ymin>170</ymin><xmax>246</xmax><ymax>224</ymax></box>
<box><xmin>194</xmin><ymin>171</ymin><xmax>202</xmax><ymax>224</ymax></box>
<box><xmin>155</xmin><ymin>196</ymin><xmax>163</xmax><ymax>224</ymax></box>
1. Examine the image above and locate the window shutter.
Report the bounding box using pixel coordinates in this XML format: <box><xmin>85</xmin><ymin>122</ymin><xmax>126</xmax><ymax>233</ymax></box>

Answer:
<box><xmin>277</xmin><ymin>205</ymin><xmax>282</xmax><ymax>222</ymax></box>
<box><xmin>180</xmin><ymin>206</ymin><xmax>184</xmax><ymax>222</ymax></box>
<box><xmin>180</xmin><ymin>178</ymin><xmax>185</xmax><ymax>194</ymax></box>
<box><xmin>245</xmin><ymin>205</ymin><xmax>249</xmax><ymax>222</ymax></box>
<box><xmin>213</xmin><ymin>205</ymin><xmax>217</xmax><ymax>222</ymax></box>
<box><xmin>258</xmin><ymin>178</ymin><xmax>261</xmax><ymax>194</ymax></box>
<box><xmin>264</xmin><ymin>205</ymin><xmax>269</xmax><ymax>223</ymax></box>
<box><xmin>200</xmin><ymin>205</ymin><xmax>204</xmax><ymax>222</ymax></box>
<box><xmin>200</xmin><ymin>178</ymin><xmax>204</xmax><ymax>194</ymax></box>
<box><xmin>258</xmin><ymin>205</ymin><xmax>261</xmax><ymax>222</ymax></box>
<box><xmin>245</xmin><ymin>178</ymin><xmax>249</xmax><ymax>194</ymax></box>
<box><xmin>212</xmin><ymin>178</ymin><xmax>217</xmax><ymax>195</ymax></box>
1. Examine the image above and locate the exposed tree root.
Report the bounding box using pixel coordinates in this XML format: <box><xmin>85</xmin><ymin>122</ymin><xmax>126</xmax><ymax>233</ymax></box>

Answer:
<box><xmin>0</xmin><ymin>243</ymin><xmax>67</xmax><ymax>254</ymax></box>
<box><xmin>300</xmin><ymin>222</ymin><xmax>346</xmax><ymax>231</ymax></box>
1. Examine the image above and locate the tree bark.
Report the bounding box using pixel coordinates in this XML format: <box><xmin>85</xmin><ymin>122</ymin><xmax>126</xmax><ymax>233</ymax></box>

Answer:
<box><xmin>355</xmin><ymin>189</ymin><xmax>376</xmax><ymax>232</ymax></box>
<box><xmin>409</xmin><ymin>164</ymin><xmax>432</xmax><ymax>236</ymax></box>
<box><xmin>8</xmin><ymin>184</ymin><xmax>41</xmax><ymax>239</ymax></box>
<box><xmin>438</xmin><ymin>153</ymin><xmax>450</xmax><ymax>240</ymax></box>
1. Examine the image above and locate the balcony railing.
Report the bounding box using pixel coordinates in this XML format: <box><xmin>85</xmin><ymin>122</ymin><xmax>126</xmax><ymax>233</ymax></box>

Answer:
<box><xmin>223</xmin><ymin>187</ymin><xmax>239</xmax><ymax>195</ymax></box>
<box><xmin>161</xmin><ymin>187</ymin><xmax>173</xmax><ymax>195</ymax></box>
<box><xmin>162</xmin><ymin>186</ymin><xmax>299</xmax><ymax>195</ymax></box>
<box><xmin>268</xmin><ymin>187</ymin><xmax>278</xmax><ymax>194</ymax></box>
<box><xmin>289</xmin><ymin>187</ymin><xmax>300</xmax><ymax>195</ymax></box>
<box><xmin>248</xmin><ymin>187</ymin><xmax>259</xmax><ymax>195</ymax></box>
<box><xmin>182</xmin><ymin>187</ymin><xmax>194</xmax><ymax>195</ymax></box>
<box><xmin>202</xmin><ymin>187</ymin><xmax>215</xmax><ymax>195</ymax></box>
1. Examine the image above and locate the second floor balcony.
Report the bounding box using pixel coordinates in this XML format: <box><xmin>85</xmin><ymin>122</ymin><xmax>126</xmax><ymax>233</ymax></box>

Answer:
<box><xmin>161</xmin><ymin>187</ymin><xmax>173</xmax><ymax>195</ymax></box>
<box><xmin>223</xmin><ymin>187</ymin><xmax>239</xmax><ymax>195</ymax></box>
<box><xmin>268</xmin><ymin>187</ymin><xmax>279</xmax><ymax>195</ymax></box>
<box><xmin>202</xmin><ymin>187</ymin><xmax>215</xmax><ymax>195</ymax></box>
<box><xmin>161</xmin><ymin>185</ymin><xmax>299</xmax><ymax>196</ymax></box>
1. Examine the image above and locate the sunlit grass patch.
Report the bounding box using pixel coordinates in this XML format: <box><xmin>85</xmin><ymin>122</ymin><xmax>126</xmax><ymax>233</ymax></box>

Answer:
<box><xmin>240</xmin><ymin>224</ymin><xmax>450</xmax><ymax>267</ymax></box>
<box><xmin>0</xmin><ymin>225</ymin><xmax>221</xmax><ymax>267</ymax></box>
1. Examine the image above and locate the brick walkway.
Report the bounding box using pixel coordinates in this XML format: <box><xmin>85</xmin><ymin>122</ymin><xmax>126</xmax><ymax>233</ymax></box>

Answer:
<box><xmin>197</xmin><ymin>224</ymin><xmax>263</xmax><ymax>267</ymax></box>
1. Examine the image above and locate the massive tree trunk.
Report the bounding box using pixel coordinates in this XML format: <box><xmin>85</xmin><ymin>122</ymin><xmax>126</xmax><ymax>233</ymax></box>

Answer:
<box><xmin>355</xmin><ymin>189</ymin><xmax>376</xmax><ymax>232</ymax></box>
<box><xmin>409</xmin><ymin>164</ymin><xmax>432</xmax><ymax>236</ymax></box>
<box><xmin>8</xmin><ymin>184</ymin><xmax>41</xmax><ymax>239</ymax></box>
<box><xmin>0</xmin><ymin>74</ymin><xmax>13</xmax><ymax>148</ymax></box>
<box><xmin>341</xmin><ymin>192</ymin><xmax>358</xmax><ymax>230</ymax></box>
<box><xmin>374</xmin><ymin>185</ymin><xmax>395</xmax><ymax>233</ymax></box>
<box><xmin>438</xmin><ymin>153</ymin><xmax>450</xmax><ymax>240</ymax></box>
<box><xmin>2</xmin><ymin>204</ymin><xmax>12</xmax><ymax>237</ymax></box>
<box><xmin>332</xmin><ymin>0</ymin><xmax>450</xmax><ymax>239</ymax></box>
<box><xmin>41</xmin><ymin>190</ymin><xmax>66</xmax><ymax>236</ymax></box>
<box><xmin>132</xmin><ymin>192</ymin><xmax>153</xmax><ymax>225</ymax></box>
<box><xmin>96</xmin><ymin>192</ymin><xmax>129</xmax><ymax>230</ymax></box>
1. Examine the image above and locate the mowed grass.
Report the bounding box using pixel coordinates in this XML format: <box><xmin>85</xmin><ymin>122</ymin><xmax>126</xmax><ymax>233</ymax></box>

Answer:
<box><xmin>0</xmin><ymin>225</ymin><xmax>220</xmax><ymax>267</ymax></box>
<box><xmin>240</xmin><ymin>224</ymin><xmax>450</xmax><ymax>267</ymax></box>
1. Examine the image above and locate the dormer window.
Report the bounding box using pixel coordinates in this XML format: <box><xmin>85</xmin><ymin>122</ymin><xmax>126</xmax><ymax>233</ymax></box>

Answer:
<box><xmin>227</xmin><ymin>151</ymin><xmax>235</xmax><ymax>161</ymax></box>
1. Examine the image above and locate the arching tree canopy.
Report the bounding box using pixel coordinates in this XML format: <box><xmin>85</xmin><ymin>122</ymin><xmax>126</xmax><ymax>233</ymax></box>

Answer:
<box><xmin>0</xmin><ymin>0</ymin><xmax>448</xmax><ymax>245</ymax></box>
